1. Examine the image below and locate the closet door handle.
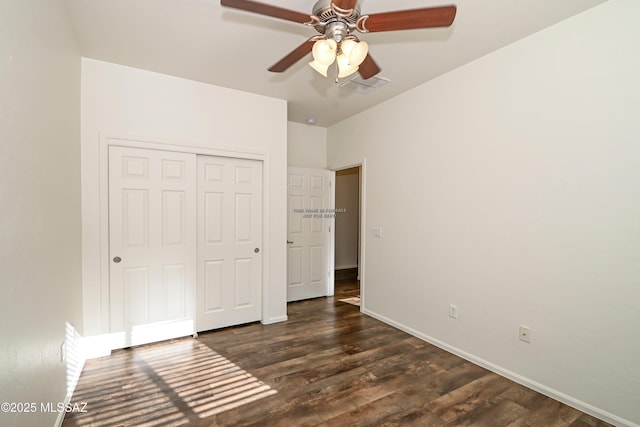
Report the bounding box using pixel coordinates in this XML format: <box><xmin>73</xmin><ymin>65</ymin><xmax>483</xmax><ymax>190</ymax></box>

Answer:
<box><xmin>113</xmin><ymin>256</ymin><xmax>122</xmax><ymax>263</ymax></box>
<box><xmin>287</xmin><ymin>240</ymin><xmax>294</xmax><ymax>244</ymax></box>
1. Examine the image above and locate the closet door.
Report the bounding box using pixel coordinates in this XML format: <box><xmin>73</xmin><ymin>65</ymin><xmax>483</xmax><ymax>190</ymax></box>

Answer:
<box><xmin>197</xmin><ymin>155</ymin><xmax>263</xmax><ymax>332</ymax></box>
<box><xmin>109</xmin><ymin>146</ymin><xmax>196</xmax><ymax>346</ymax></box>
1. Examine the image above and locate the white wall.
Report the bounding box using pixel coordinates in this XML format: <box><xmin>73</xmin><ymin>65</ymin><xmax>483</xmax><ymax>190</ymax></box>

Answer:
<box><xmin>0</xmin><ymin>1</ymin><xmax>82</xmax><ymax>426</ymax></box>
<box><xmin>327</xmin><ymin>0</ymin><xmax>640</xmax><ymax>425</ymax></box>
<box><xmin>335</xmin><ymin>168</ymin><xmax>359</xmax><ymax>270</ymax></box>
<box><xmin>81</xmin><ymin>58</ymin><xmax>288</xmax><ymax>337</ymax></box>
<box><xmin>287</xmin><ymin>122</ymin><xmax>327</xmax><ymax>169</ymax></box>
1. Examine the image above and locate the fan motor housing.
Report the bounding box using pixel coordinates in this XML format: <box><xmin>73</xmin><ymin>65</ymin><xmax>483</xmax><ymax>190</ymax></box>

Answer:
<box><xmin>312</xmin><ymin>0</ymin><xmax>361</xmax><ymax>35</ymax></box>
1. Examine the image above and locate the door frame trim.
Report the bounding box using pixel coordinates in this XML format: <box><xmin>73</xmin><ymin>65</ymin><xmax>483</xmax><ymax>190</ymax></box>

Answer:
<box><xmin>330</xmin><ymin>158</ymin><xmax>366</xmax><ymax>310</ymax></box>
<box><xmin>98</xmin><ymin>132</ymin><xmax>273</xmax><ymax>334</ymax></box>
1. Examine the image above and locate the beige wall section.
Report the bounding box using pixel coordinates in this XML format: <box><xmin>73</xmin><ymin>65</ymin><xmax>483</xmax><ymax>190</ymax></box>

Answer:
<box><xmin>81</xmin><ymin>58</ymin><xmax>288</xmax><ymax>336</ymax></box>
<box><xmin>287</xmin><ymin>122</ymin><xmax>327</xmax><ymax>169</ymax></box>
<box><xmin>327</xmin><ymin>1</ymin><xmax>640</xmax><ymax>425</ymax></box>
<box><xmin>0</xmin><ymin>0</ymin><xmax>82</xmax><ymax>426</ymax></box>
<box><xmin>335</xmin><ymin>168</ymin><xmax>359</xmax><ymax>270</ymax></box>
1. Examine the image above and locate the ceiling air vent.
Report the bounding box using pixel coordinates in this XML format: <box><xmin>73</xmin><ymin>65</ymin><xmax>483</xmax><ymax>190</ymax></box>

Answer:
<box><xmin>338</xmin><ymin>74</ymin><xmax>390</xmax><ymax>94</ymax></box>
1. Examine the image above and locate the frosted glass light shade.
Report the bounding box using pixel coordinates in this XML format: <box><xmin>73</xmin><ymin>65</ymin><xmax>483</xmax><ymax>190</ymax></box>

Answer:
<box><xmin>349</xmin><ymin>41</ymin><xmax>368</xmax><ymax>66</ymax></box>
<box><xmin>309</xmin><ymin>59</ymin><xmax>330</xmax><ymax>77</ymax></box>
<box><xmin>339</xmin><ymin>40</ymin><xmax>368</xmax><ymax>67</ymax></box>
<box><xmin>337</xmin><ymin>54</ymin><xmax>358</xmax><ymax>78</ymax></box>
<box><xmin>312</xmin><ymin>39</ymin><xmax>337</xmax><ymax>66</ymax></box>
<box><xmin>340</xmin><ymin>40</ymin><xmax>357</xmax><ymax>60</ymax></box>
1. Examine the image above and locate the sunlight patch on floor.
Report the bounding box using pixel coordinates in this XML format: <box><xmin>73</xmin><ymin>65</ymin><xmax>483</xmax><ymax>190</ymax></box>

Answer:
<box><xmin>72</xmin><ymin>339</ymin><xmax>276</xmax><ymax>425</ymax></box>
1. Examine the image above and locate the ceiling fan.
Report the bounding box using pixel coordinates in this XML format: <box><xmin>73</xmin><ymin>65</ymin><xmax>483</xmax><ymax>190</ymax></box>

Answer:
<box><xmin>220</xmin><ymin>0</ymin><xmax>457</xmax><ymax>80</ymax></box>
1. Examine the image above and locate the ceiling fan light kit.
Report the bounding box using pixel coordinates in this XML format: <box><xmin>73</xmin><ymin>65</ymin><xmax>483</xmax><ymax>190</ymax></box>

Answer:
<box><xmin>308</xmin><ymin>30</ymin><xmax>368</xmax><ymax>79</ymax></box>
<box><xmin>220</xmin><ymin>0</ymin><xmax>457</xmax><ymax>80</ymax></box>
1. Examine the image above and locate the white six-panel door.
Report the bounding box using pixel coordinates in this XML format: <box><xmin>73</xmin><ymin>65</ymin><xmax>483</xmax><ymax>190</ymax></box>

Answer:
<box><xmin>287</xmin><ymin>167</ymin><xmax>335</xmax><ymax>302</ymax></box>
<box><xmin>197</xmin><ymin>156</ymin><xmax>263</xmax><ymax>331</ymax></box>
<box><xmin>109</xmin><ymin>146</ymin><xmax>197</xmax><ymax>346</ymax></box>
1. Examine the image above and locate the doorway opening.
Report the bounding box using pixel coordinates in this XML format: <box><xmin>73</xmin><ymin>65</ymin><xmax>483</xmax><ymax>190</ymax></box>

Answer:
<box><xmin>334</xmin><ymin>166</ymin><xmax>361</xmax><ymax>301</ymax></box>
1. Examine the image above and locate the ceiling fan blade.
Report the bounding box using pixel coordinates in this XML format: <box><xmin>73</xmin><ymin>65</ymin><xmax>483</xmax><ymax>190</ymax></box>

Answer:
<box><xmin>332</xmin><ymin>0</ymin><xmax>358</xmax><ymax>11</ymax></box>
<box><xmin>221</xmin><ymin>0</ymin><xmax>312</xmax><ymax>24</ymax></box>
<box><xmin>357</xmin><ymin>5</ymin><xmax>457</xmax><ymax>33</ymax></box>
<box><xmin>268</xmin><ymin>40</ymin><xmax>315</xmax><ymax>73</ymax></box>
<box><xmin>358</xmin><ymin>54</ymin><xmax>381</xmax><ymax>80</ymax></box>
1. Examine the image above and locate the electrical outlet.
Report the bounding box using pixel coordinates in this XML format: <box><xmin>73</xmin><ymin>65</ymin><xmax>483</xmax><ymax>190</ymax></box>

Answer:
<box><xmin>519</xmin><ymin>325</ymin><xmax>531</xmax><ymax>343</ymax></box>
<box><xmin>449</xmin><ymin>304</ymin><xmax>458</xmax><ymax>319</ymax></box>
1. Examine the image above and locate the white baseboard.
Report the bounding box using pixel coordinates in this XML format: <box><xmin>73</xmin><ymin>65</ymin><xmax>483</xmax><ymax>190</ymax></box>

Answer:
<box><xmin>54</xmin><ymin>388</ymin><xmax>81</xmax><ymax>427</ymax></box>
<box><xmin>80</xmin><ymin>315</ymin><xmax>289</xmax><ymax>359</ymax></box>
<box><xmin>262</xmin><ymin>315</ymin><xmax>288</xmax><ymax>325</ymax></box>
<box><xmin>81</xmin><ymin>319</ymin><xmax>197</xmax><ymax>357</ymax></box>
<box><xmin>360</xmin><ymin>307</ymin><xmax>637</xmax><ymax>427</ymax></box>
<box><xmin>55</xmin><ymin>323</ymin><xmax>88</xmax><ymax>427</ymax></box>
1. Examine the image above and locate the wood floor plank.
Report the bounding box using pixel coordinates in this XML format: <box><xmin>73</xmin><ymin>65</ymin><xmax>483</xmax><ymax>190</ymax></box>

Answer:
<box><xmin>570</xmin><ymin>415</ymin><xmax>618</xmax><ymax>427</ymax></box>
<box><xmin>457</xmin><ymin>399</ymin><xmax>529</xmax><ymax>426</ymax></box>
<box><xmin>430</xmin><ymin>373</ymin><xmax>515</xmax><ymax>423</ymax></box>
<box><xmin>506</xmin><ymin>399</ymin><xmax>584</xmax><ymax>427</ymax></box>
<box><xmin>62</xmin><ymin>279</ymin><xmax>614</xmax><ymax>427</ymax></box>
<box><xmin>320</xmin><ymin>392</ymin><xmax>418</xmax><ymax>426</ymax></box>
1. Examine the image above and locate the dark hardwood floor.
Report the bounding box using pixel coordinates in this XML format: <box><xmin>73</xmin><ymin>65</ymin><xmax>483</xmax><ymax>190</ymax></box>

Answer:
<box><xmin>63</xmin><ymin>276</ymin><xmax>611</xmax><ymax>426</ymax></box>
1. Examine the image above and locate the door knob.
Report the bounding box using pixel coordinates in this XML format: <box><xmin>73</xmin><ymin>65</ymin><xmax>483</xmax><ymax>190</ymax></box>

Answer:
<box><xmin>287</xmin><ymin>240</ymin><xmax>294</xmax><ymax>244</ymax></box>
<box><xmin>113</xmin><ymin>256</ymin><xmax>122</xmax><ymax>263</ymax></box>
<box><xmin>254</xmin><ymin>248</ymin><xmax>260</xmax><ymax>253</ymax></box>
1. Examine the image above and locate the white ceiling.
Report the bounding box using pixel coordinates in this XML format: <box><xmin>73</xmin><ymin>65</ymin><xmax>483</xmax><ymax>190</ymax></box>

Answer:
<box><xmin>63</xmin><ymin>0</ymin><xmax>607</xmax><ymax>127</ymax></box>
